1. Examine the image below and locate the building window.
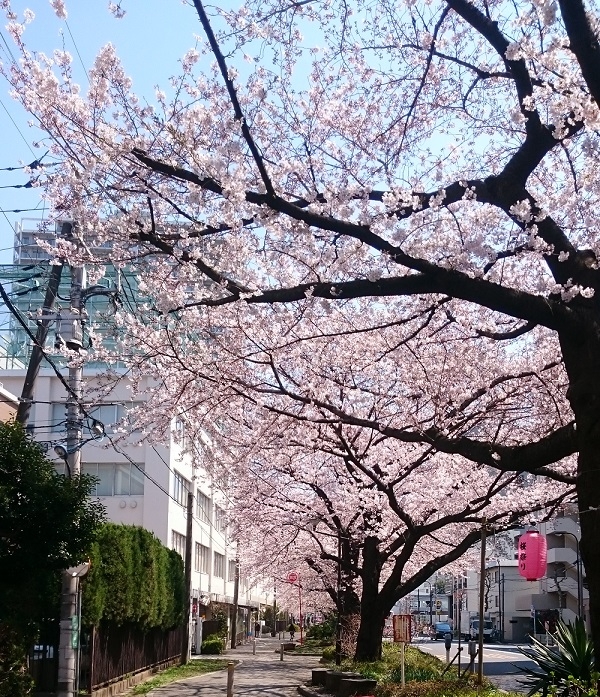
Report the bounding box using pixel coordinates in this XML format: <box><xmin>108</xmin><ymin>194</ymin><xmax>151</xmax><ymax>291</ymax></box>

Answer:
<box><xmin>215</xmin><ymin>505</ymin><xmax>226</xmax><ymax>533</ymax></box>
<box><xmin>214</xmin><ymin>552</ymin><xmax>225</xmax><ymax>578</ymax></box>
<box><xmin>196</xmin><ymin>491</ymin><xmax>211</xmax><ymax>524</ymax></box>
<box><xmin>172</xmin><ymin>531</ymin><xmax>186</xmax><ymax>560</ymax></box>
<box><xmin>173</xmin><ymin>471</ymin><xmax>190</xmax><ymax>506</ymax></box>
<box><xmin>228</xmin><ymin>560</ymin><xmax>237</xmax><ymax>582</ymax></box>
<box><xmin>82</xmin><ymin>462</ymin><xmax>144</xmax><ymax>496</ymax></box>
<box><xmin>195</xmin><ymin>543</ymin><xmax>210</xmax><ymax>574</ymax></box>
<box><xmin>174</xmin><ymin>417</ymin><xmax>188</xmax><ymax>448</ymax></box>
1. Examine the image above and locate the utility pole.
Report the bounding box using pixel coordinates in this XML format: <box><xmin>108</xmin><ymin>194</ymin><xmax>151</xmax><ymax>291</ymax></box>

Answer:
<box><xmin>477</xmin><ymin>520</ymin><xmax>487</xmax><ymax>686</ymax></box>
<box><xmin>231</xmin><ymin>556</ymin><xmax>240</xmax><ymax>650</ymax></box>
<box><xmin>16</xmin><ymin>221</ymin><xmax>72</xmax><ymax>425</ymax></box>
<box><xmin>57</xmin><ymin>228</ymin><xmax>85</xmax><ymax>697</ymax></box>
<box><xmin>271</xmin><ymin>585</ymin><xmax>277</xmax><ymax>637</ymax></box>
<box><xmin>181</xmin><ymin>491</ymin><xmax>194</xmax><ymax>665</ymax></box>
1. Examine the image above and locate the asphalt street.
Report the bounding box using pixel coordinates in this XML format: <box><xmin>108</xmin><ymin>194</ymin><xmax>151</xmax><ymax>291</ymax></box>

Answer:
<box><xmin>415</xmin><ymin>639</ymin><xmax>535</xmax><ymax>693</ymax></box>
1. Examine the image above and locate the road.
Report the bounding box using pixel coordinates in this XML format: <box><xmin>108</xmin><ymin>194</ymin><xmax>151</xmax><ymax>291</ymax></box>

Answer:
<box><xmin>413</xmin><ymin>639</ymin><xmax>536</xmax><ymax>693</ymax></box>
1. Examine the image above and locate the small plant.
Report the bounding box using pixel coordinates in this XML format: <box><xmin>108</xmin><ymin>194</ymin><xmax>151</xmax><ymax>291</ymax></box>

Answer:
<box><xmin>201</xmin><ymin>634</ymin><xmax>225</xmax><ymax>655</ymax></box>
<box><xmin>307</xmin><ymin>618</ymin><xmax>336</xmax><ymax>641</ymax></box>
<box><xmin>322</xmin><ymin>645</ymin><xmax>336</xmax><ymax>662</ymax></box>
<box><xmin>518</xmin><ymin>618</ymin><xmax>595</xmax><ymax>697</ymax></box>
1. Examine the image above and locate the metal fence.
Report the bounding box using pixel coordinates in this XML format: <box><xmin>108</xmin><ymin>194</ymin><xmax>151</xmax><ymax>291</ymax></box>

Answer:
<box><xmin>81</xmin><ymin>623</ymin><xmax>183</xmax><ymax>693</ymax></box>
<box><xmin>29</xmin><ymin>622</ymin><xmax>183</xmax><ymax>695</ymax></box>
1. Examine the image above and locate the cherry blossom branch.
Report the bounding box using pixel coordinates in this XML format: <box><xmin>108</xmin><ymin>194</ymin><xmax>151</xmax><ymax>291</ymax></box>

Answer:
<box><xmin>445</xmin><ymin>0</ymin><xmax>542</xmax><ymax>134</ymax></box>
<box><xmin>261</xmin><ymin>391</ymin><xmax>577</xmax><ymax>482</ymax></box>
<box><xmin>556</xmin><ymin>0</ymin><xmax>600</xmax><ymax>105</ymax></box>
<box><xmin>130</xmin><ymin>148</ymin><xmax>585</xmax><ymax>326</ymax></box>
<box><xmin>191</xmin><ymin>0</ymin><xmax>275</xmax><ymax>196</ymax></box>
<box><xmin>475</xmin><ymin>321</ymin><xmax>536</xmax><ymax>340</ymax></box>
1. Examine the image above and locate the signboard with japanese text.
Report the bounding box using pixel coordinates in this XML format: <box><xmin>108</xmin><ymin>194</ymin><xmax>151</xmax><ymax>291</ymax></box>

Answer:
<box><xmin>393</xmin><ymin>614</ymin><xmax>411</xmax><ymax>643</ymax></box>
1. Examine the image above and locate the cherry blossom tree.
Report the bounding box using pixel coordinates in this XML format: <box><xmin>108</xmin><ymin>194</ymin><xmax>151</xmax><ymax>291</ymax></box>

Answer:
<box><xmin>223</xmin><ymin>406</ymin><xmax>572</xmax><ymax>658</ymax></box>
<box><xmin>3</xmin><ymin>0</ymin><xmax>600</xmax><ymax>659</ymax></box>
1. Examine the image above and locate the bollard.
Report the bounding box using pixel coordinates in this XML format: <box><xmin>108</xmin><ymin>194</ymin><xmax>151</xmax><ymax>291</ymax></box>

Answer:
<box><xmin>444</xmin><ymin>633</ymin><xmax>452</xmax><ymax>665</ymax></box>
<box><xmin>280</xmin><ymin>643</ymin><xmax>284</xmax><ymax>661</ymax></box>
<box><xmin>226</xmin><ymin>661</ymin><xmax>235</xmax><ymax>697</ymax></box>
<box><xmin>253</xmin><ymin>637</ymin><xmax>256</xmax><ymax>655</ymax></box>
<box><xmin>467</xmin><ymin>640</ymin><xmax>478</xmax><ymax>674</ymax></box>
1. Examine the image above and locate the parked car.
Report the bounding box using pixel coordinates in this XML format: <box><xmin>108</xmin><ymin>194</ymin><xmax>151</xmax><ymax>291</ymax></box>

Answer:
<box><xmin>433</xmin><ymin>622</ymin><xmax>452</xmax><ymax>640</ymax></box>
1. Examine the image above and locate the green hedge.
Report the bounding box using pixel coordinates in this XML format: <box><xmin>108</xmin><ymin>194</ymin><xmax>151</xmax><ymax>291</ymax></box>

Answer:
<box><xmin>83</xmin><ymin>523</ymin><xmax>184</xmax><ymax>629</ymax></box>
<box><xmin>201</xmin><ymin>635</ymin><xmax>225</xmax><ymax>654</ymax></box>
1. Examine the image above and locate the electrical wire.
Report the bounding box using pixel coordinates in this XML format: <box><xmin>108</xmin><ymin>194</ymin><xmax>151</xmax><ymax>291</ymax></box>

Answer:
<box><xmin>0</xmin><ymin>97</ymin><xmax>36</xmax><ymax>157</ymax></box>
<box><xmin>64</xmin><ymin>20</ymin><xmax>89</xmax><ymax>82</ymax></box>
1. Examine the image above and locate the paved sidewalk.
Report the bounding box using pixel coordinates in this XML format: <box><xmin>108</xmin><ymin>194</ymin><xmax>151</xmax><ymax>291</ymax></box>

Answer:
<box><xmin>148</xmin><ymin>636</ymin><xmax>321</xmax><ymax>696</ymax></box>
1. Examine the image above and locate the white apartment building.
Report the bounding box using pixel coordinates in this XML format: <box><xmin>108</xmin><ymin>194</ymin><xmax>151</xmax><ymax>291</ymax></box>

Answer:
<box><xmin>1</xmin><ymin>220</ymin><xmax>273</xmax><ymax>649</ymax></box>
<box><xmin>1</xmin><ymin>367</ymin><xmax>271</xmax><ymax>648</ymax></box>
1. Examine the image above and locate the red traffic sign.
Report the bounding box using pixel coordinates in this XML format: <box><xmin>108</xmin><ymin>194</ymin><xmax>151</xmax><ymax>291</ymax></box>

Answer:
<box><xmin>287</xmin><ymin>571</ymin><xmax>299</xmax><ymax>583</ymax></box>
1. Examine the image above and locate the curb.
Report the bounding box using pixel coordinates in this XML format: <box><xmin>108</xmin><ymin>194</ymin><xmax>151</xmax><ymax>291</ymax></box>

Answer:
<box><xmin>297</xmin><ymin>686</ymin><xmax>321</xmax><ymax>697</ymax></box>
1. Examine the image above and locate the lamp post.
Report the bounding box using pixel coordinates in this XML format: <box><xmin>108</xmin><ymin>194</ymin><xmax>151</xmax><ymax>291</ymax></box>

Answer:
<box><xmin>495</xmin><ymin>560</ymin><xmax>504</xmax><ymax>643</ymax></box>
<box><xmin>554</xmin><ymin>531</ymin><xmax>583</xmax><ymax>619</ymax></box>
<box><xmin>424</xmin><ymin>582</ymin><xmax>433</xmax><ymax>627</ymax></box>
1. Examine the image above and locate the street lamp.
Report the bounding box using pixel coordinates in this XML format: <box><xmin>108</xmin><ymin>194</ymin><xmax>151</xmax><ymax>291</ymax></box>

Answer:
<box><xmin>423</xmin><ymin>582</ymin><xmax>433</xmax><ymax>627</ymax></box>
<box><xmin>554</xmin><ymin>531</ymin><xmax>583</xmax><ymax>619</ymax></box>
<box><xmin>53</xmin><ymin>420</ymin><xmax>105</xmax><ymax>477</ymax></box>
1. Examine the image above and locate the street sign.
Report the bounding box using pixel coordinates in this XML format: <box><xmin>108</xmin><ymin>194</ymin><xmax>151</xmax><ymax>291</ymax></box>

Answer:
<box><xmin>287</xmin><ymin>571</ymin><xmax>299</xmax><ymax>584</ymax></box>
<box><xmin>392</xmin><ymin>614</ymin><xmax>411</xmax><ymax>643</ymax></box>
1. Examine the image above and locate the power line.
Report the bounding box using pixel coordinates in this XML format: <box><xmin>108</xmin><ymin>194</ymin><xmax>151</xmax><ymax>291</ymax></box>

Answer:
<box><xmin>0</xmin><ymin>96</ymin><xmax>36</xmax><ymax>157</ymax></box>
<box><xmin>0</xmin><ymin>207</ymin><xmax>48</xmax><ymax>213</ymax></box>
<box><xmin>64</xmin><ymin>20</ymin><xmax>89</xmax><ymax>82</ymax></box>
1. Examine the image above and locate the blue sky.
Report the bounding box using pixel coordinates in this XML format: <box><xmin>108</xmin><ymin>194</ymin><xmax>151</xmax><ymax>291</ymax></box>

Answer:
<box><xmin>0</xmin><ymin>0</ymin><xmax>208</xmax><ymax>264</ymax></box>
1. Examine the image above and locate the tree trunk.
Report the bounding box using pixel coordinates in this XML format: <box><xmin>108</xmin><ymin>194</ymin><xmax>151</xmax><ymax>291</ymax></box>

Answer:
<box><xmin>560</xmin><ymin>330</ymin><xmax>600</xmax><ymax>667</ymax></box>
<box><xmin>354</xmin><ymin>536</ymin><xmax>387</xmax><ymax>662</ymax></box>
<box><xmin>339</xmin><ymin>586</ymin><xmax>361</xmax><ymax>618</ymax></box>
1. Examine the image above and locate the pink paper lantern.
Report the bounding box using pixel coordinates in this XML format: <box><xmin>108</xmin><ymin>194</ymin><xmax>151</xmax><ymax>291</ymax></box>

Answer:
<box><xmin>518</xmin><ymin>530</ymin><xmax>547</xmax><ymax>581</ymax></box>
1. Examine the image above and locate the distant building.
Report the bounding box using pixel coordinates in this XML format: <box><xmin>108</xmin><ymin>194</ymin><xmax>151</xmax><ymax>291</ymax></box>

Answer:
<box><xmin>0</xmin><ymin>381</ymin><xmax>18</xmax><ymax>421</ymax></box>
<box><xmin>1</xmin><ymin>219</ymin><xmax>271</xmax><ymax>650</ymax></box>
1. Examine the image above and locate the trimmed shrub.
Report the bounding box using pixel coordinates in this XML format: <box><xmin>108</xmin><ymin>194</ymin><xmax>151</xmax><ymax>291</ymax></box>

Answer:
<box><xmin>307</xmin><ymin>621</ymin><xmax>335</xmax><ymax>641</ymax></box>
<box><xmin>83</xmin><ymin>523</ymin><xmax>184</xmax><ymax>630</ymax></box>
<box><xmin>201</xmin><ymin>635</ymin><xmax>225</xmax><ymax>655</ymax></box>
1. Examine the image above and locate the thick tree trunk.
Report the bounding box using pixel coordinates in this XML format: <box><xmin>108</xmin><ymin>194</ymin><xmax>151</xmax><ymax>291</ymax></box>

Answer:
<box><xmin>560</xmin><ymin>330</ymin><xmax>600</xmax><ymax>667</ymax></box>
<box><xmin>339</xmin><ymin>586</ymin><xmax>361</xmax><ymax>618</ymax></box>
<box><xmin>354</xmin><ymin>536</ymin><xmax>387</xmax><ymax>662</ymax></box>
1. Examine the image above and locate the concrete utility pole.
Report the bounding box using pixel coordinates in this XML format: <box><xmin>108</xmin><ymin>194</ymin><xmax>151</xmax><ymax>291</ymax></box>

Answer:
<box><xmin>16</xmin><ymin>221</ymin><xmax>72</xmax><ymax>425</ymax></box>
<box><xmin>231</xmin><ymin>556</ymin><xmax>240</xmax><ymax>650</ymax></box>
<box><xmin>477</xmin><ymin>520</ymin><xmax>487</xmax><ymax>686</ymax></box>
<box><xmin>57</xmin><ymin>231</ymin><xmax>85</xmax><ymax>697</ymax></box>
<box><xmin>181</xmin><ymin>491</ymin><xmax>194</xmax><ymax>665</ymax></box>
<box><xmin>271</xmin><ymin>584</ymin><xmax>277</xmax><ymax>637</ymax></box>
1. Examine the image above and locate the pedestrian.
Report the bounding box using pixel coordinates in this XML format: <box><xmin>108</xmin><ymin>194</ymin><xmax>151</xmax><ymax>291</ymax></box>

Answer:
<box><xmin>255</xmin><ymin>621</ymin><xmax>260</xmax><ymax>638</ymax></box>
<box><xmin>287</xmin><ymin>622</ymin><xmax>295</xmax><ymax>641</ymax></box>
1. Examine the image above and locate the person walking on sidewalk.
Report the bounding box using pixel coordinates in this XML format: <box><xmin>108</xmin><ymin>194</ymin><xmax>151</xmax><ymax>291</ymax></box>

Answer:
<box><xmin>287</xmin><ymin>623</ymin><xmax>295</xmax><ymax>641</ymax></box>
<box><xmin>254</xmin><ymin>621</ymin><xmax>260</xmax><ymax>638</ymax></box>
